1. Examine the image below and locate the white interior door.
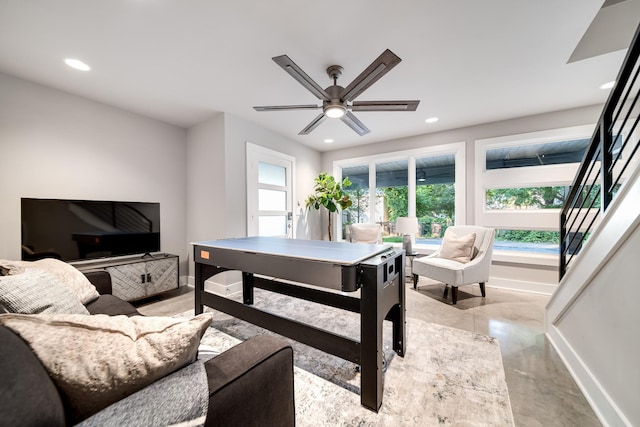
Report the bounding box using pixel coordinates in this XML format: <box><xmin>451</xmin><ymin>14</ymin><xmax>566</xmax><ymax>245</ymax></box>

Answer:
<box><xmin>247</xmin><ymin>142</ymin><xmax>294</xmax><ymax>237</ymax></box>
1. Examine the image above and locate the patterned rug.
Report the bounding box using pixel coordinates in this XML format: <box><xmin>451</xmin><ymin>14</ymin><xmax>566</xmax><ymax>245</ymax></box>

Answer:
<box><xmin>180</xmin><ymin>288</ymin><xmax>513</xmax><ymax>426</ymax></box>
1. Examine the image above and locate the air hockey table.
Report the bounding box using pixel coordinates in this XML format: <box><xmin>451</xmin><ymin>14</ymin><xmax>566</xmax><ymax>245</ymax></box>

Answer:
<box><xmin>193</xmin><ymin>236</ymin><xmax>406</xmax><ymax>412</ymax></box>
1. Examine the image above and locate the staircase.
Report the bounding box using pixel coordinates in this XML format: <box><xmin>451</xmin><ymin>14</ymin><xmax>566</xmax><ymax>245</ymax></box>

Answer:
<box><xmin>546</xmin><ymin>23</ymin><xmax>640</xmax><ymax>427</ymax></box>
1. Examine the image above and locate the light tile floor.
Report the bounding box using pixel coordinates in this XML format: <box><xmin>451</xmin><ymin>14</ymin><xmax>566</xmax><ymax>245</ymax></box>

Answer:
<box><xmin>137</xmin><ymin>280</ymin><xmax>601</xmax><ymax>426</ymax></box>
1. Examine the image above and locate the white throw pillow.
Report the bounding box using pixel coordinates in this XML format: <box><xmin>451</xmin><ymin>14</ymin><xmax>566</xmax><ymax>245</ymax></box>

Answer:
<box><xmin>440</xmin><ymin>231</ymin><xmax>476</xmax><ymax>263</ymax></box>
<box><xmin>349</xmin><ymin>224</ymin><xmax>382</xmax><ymax>244</ymax></box>
<box><xmin>0</xmin><ymin>312</ymin><xmax>213</xmax><ymax>424</ymax></box>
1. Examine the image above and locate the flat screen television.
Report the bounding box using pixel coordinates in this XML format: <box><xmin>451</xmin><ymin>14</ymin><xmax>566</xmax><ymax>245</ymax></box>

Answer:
<box><xmin>21</xmin><ymin>198</ymin><xmax>161</xmax><ymax>262</ymax></box>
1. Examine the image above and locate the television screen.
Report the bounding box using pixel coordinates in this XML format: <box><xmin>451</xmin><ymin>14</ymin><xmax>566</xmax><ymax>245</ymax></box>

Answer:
<box><xmin>21</xmin><ymin>198</ymin><xmax>160</xmax><ymax>262</ymax></box>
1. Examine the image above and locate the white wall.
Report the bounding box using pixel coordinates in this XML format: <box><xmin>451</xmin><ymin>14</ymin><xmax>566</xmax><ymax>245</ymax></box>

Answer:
<box><xmin>223</xmin><ymin>114</ymin><xmax>322</xmax><ymax>240</ymax></box>
<box><xmin>0</xmin><ymin>74</ymin><xmax>323</xmax><ymax>286</ymax></box>
<box><xmin>185</xmin><ymin>113</ymin><xmax>322</xmax><ymax>280</ymax></box>
<box><xmin>321</xmin><ymin>104</ymin><xmax>604</xmax><ymax>293</ymax></box>
<box><xmin>546</xmin><ymin>161</ymin><xmax>640</xmax><ymax>426</ymax></box>
<box><xmin>0</xmin><ymin>73</ymin><xmax>188</xmax><ymax>272</ymax></box>
<box><xmin>186</xmin><ymin>113</ymin><xmax>226</xmax><ymax>245</ymax></box>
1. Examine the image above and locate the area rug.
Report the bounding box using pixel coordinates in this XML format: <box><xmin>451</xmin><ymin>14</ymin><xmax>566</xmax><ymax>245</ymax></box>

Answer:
<box><xmin>180</xmin><ymin>288</ymin><xmax>514</xmax><ymax>426</ymax></box>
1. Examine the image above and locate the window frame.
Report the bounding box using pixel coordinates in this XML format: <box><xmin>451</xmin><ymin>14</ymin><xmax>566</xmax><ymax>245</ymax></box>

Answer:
<box><xmin>474</xmin><ymin>124</ymin><xmax>595</xmax><ymax>231</ymax></box>
<box><xmin>333</xmin><ymin>142</ymin><xmax>466</xmax><ymax>244</ymax></box>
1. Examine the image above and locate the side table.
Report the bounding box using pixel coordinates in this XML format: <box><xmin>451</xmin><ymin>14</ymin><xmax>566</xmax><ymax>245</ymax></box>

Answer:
<box><xmin>406</xmin><ymin>251</ymin><xmax>420</xmax><ymax>287</ymax></box>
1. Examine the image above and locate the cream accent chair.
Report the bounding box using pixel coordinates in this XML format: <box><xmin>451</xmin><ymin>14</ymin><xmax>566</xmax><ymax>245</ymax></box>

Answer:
<box><xmin>347</xmin><ymin>223</ymin><xmax>383</xmax><ymax>244</ymax></box>
<box><xmin>413</xmin><ymin>225</ymin><xmax>495</xmax><ymax>304</ymax></box>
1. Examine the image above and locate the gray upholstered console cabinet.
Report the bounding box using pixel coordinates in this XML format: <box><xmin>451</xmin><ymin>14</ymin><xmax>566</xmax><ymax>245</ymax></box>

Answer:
<box><xmin>72</xmin><ymin>253</ymin><xmax>179</xmax><ymax>301</ymax></box>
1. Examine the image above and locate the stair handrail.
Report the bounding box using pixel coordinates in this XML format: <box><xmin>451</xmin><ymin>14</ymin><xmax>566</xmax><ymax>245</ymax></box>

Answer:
<box><xmin>560</xmin><ymin>22</ymin><xmax>640</xmax><ymax>280</ymax></box>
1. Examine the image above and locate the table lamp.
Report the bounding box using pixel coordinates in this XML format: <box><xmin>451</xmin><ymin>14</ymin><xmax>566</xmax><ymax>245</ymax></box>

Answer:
<box><xmin>395</xmin><ymin>217</ymin><xmax>418</xmax><ymax>253</ymax></box>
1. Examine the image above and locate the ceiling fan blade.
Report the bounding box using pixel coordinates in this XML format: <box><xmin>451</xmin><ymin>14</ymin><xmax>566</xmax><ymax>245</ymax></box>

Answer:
<box><xmin>340</xmin><ymin>111</ymin><xmax>370</xmax><ymax>136</ymax></box>
<box><xmin>254</xmin><ymin>104</ymin><xmax>320</xmax><ymax>112</ymax></box>
<box><xmin>339</xmin><ymin>49</ymin><xmax>402</xmax><ymax>102</ymax></box>
<box><xmin>298</xmin><ymin>113</ymin><xmax>327</xmax><ymax>135</ymax></box>
<box><xmin>351</xmin><ymin>100</ymin><xmax>420</xmax><ymax>112</ymax></box>
<box><xmin>273</xmin><ymin>55</ymin><xmax>331</xmax><ymax>102</ymax></box>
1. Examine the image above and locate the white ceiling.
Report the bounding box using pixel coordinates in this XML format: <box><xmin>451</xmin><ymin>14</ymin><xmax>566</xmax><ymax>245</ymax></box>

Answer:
<box><xmin>0</xmin><ymin>1</ymin><xmax>638</xmax><ymax>152</ymax></box>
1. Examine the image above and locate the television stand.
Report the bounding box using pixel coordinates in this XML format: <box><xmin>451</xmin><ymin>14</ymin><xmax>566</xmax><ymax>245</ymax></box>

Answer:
<box><xmin>72</xmin><ymin>253</ymin><xmax>179</xmax><ymax>301</ymax></box>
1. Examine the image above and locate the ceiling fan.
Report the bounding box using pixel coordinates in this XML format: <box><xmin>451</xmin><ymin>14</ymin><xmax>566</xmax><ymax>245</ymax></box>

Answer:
<box><xmin>253</xmin><ymin>49</ymin><xmax>420</xmax><ymax>136</ymax></box>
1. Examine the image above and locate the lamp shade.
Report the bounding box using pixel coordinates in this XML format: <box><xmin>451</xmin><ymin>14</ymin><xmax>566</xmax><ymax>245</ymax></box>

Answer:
<box><xmin>395</xmin><ymin>217</ymin><xmax>418</xmax><ymax>235</ymax></box>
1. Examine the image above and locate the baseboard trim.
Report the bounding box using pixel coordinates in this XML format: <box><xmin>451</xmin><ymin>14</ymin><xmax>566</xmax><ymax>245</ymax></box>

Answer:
<box><xmin>546</xmin><ymin>326</ymin><xmax>630</xmax><ymax>427</ymax></box>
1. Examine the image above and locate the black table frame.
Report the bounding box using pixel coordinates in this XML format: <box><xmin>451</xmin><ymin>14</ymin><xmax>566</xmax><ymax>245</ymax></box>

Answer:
<box><xmin>193</xmin><ymin>240</ymin><xmax>406</xmax><ymax>412</ymax></box>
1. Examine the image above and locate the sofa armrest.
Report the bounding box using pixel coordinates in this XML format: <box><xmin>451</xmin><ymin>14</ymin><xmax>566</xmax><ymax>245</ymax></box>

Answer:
<box><xmin>83</xmin><ymin>270</ymin><xmax>112</xmax><ymax>295</ymax></box>
<box><xmin>204</xmin><ymin>335</ymin><xmax>295</xmax><ymax>427</ymax></box>
<box><xmin>82</xmin><ymin>270</ymin><xmax>140</xmax><ymax>316</ymax></box>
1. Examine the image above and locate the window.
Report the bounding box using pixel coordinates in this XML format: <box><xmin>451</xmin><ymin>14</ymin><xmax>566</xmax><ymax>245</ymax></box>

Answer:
<box><xmin>485</xmin><ymin>138</ymin><xmax>589</xmax><ymax>170</ymax></box>
<box><xmin>376</xmin><ymin>159</ymin><xmax>408</xmax><ymax>236</ymax></box>
<box><xmin>416</xmin><ymin>154</ymin><xmax>455</xmax><ymax>241</ymax></box>
<box><xmin>475</xmin><ymin>125</ymin><xmax>596</xmax><ymax>254</ymax></box>
<box><xmin>335</xmin><ymin>142</ymin><xmax>465</xmax><ymax>245</ymax></box>
<box><xmin>343</xmin><ymin>164</ymin><xmax>370</xmax><ymax>224</ymax></box>
<box><xmin>485</xmin><ymin>186</ymin><xmax>568</xmax><ymax>210</ymax></box>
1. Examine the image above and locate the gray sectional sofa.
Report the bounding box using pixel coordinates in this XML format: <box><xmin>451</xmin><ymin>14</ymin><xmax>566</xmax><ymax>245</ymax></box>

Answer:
<box><xmin>0</xmin><ymin>269</ymin><xmax>296</xmax><ymax>426</ymax></box>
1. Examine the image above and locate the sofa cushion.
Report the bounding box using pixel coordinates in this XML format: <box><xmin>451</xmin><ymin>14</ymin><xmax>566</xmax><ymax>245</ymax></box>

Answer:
<box><xmin>77</xmin><ymin>359</ymin><xmax>209</xmax><ymax>427</ymax></box>
<box><xmin>0</xmin><ymin>312</ymin><xmax>213</xmax><ymax>424</ymax></box>
<box><xmin>85</xmin><ymin>294</ymin><xmax>140</xmax><ymax>316</ymax></box>
<box><xmin>0</xmin><ymin>268</ymin><xmax>89</xmax><ymax>314</ymax></box>
<box><xmin>0</xmin><ymin>258</ymin><xmax>100</xmax><ymax>304</ymax></box>
<box><xmin>440</xmin><ymin>231</ymin><xmax>476</xmax><ymax>264</ymax></box>
<box><xmin>0</xmin><ymin>325</ymin><xmax>65</xmax><ymax>426</ymax></box>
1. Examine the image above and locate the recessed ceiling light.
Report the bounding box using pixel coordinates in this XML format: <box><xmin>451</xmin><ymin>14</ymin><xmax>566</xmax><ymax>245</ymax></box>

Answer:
<box><xmin>324</xmin><ymin>139</ymin><xmax>334</xmax><ymax>143</ymax></box>
<box><xmin>425</xmin><ymin>117</ymin><xmax>439</xmax><ymax>124</ymax></box>
<box><xmin>600</xmin><ymin>81</ymin><xmax>615</xmax><ymax>90</ymax></box>
<box><xmin>64</xmin><ymin>58</ymin><xmax>90</xmax><ymax>71</ymax></box>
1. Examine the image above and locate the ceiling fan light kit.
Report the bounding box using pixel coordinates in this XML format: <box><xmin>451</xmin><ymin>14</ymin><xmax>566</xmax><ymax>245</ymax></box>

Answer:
<box><xmin>325</xmin><ymin>104</ymin><xmax>346</xmax><ymax>118</ymax></box>
<box><xmin>254</xmin><ymin>49</ymin><xmax>420</xmax><ymax>136</ymax></box>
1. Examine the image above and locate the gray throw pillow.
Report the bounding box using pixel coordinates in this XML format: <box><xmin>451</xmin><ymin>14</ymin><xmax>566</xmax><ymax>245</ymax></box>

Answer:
<box><xmin>0</xmin><ymin>268</ymin><xmax>89</xmax><ymax>314</ymax></box>
<box><xmin>0</xmin><ymin>258</ymin><xmax>100</xmax><ymax>305</ymax></box>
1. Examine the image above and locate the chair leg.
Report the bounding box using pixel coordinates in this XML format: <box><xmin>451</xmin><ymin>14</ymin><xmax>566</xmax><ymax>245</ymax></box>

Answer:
<box><xmin>479</xmin><ymin>282</ymin><xmax>486</xmax><ymax>297</ymax></box>
<box><xmin>443</xmin><ymin>285</ymin><xmax>449</xmax><ymax>299</ymax></box>
<box><xmin>451</xmin><ymin>286</ymin><xmax>458</xmax><ymax>305</ymax></box>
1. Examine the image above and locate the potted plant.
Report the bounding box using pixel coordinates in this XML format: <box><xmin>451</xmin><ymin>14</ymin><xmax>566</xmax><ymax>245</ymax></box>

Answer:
<box><xmin>305</xmin><ymin>172</ymin><xmax>352</xmax><ymax>241</ymax></box>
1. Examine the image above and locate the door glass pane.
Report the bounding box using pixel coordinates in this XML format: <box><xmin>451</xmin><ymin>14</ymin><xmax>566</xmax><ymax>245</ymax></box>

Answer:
<box><xmin>258</xmin><ymin>162</ymin><xmax>286</xmax><ymax>186</ymax></box>
<box><xmin>258</xmin><ymin>216</ymin><xmax>287</xmax><ymax>236</ymax></box>
<box><xmin>259</xmin><ymin>189</ymin><xmax>286</xmax><ymax>211</ymax></box>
